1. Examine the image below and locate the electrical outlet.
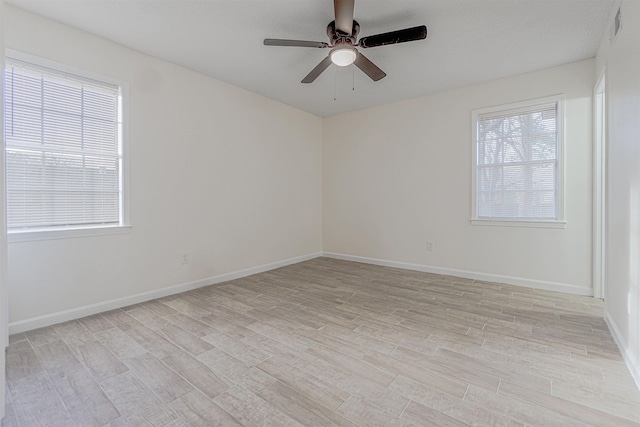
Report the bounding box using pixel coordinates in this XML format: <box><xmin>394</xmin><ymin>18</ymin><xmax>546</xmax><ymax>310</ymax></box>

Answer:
<box><xmin>426</xmin><ymin>241</ymin><xmax>435</xmax><ymax>251</ymax></box>
<box><xmin>181</xmin><ymin>253</ymin><xmax>190</xmax><ymax>265</ymax></box>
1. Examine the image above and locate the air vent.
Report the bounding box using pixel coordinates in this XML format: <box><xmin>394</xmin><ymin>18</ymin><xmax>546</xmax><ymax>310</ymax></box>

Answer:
<box><xmin>611</xmin><ymin>7</ymin><xmax>622</xmax><ymax>45</ymax></box>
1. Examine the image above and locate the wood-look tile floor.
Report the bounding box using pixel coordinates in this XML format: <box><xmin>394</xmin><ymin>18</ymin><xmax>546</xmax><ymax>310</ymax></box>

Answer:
<box><xmin>3</xmin><ymin>257</ymin><xmax>640</xmax><ymax>426</ymax></box>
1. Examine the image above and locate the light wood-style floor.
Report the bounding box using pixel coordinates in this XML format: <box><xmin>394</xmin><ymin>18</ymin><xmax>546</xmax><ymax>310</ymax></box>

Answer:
<box><xmin>3</xmin><ymin>257</ymin><xmax>640</xmax><ymax>426</ymax></box>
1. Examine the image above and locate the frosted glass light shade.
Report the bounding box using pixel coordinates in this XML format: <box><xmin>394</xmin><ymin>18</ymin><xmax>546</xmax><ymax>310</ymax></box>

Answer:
<box><xmin>330</xmin><ymin>48</ymin><xmax>357</xmax><ymax>66</ymax></box>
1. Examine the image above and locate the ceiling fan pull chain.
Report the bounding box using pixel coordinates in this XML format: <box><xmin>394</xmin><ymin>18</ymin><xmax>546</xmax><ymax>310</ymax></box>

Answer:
<box><xmin>333</xmin><ymin>65</ymin><xmax>337</xmax><ymax>101</ymax></box>
<box><xmin>352</xmin><ymin>64</ymin><xmax>355</xmax><ymax>91</ymax></box>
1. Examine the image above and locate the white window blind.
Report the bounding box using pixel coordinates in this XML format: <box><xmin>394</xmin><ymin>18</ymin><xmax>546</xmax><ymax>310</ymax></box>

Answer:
<box><xmin>4</xmin><ymin>58</ymin><xmax>123</xmax><ymax>231</ymax></box>
<box><xmin>474</xmin><ymin>100</ymin><xmax>560</xmax><ymax>220</ymax></box>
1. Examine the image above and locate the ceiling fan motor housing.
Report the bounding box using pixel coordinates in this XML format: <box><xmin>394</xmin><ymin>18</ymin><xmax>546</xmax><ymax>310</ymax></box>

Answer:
<box><xmin>327</xmin><ymin>20</ymin><xmax>360</xmax><ymax>46</ymax></box>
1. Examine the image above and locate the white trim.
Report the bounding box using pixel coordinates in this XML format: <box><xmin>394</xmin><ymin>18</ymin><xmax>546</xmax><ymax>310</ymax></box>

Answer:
<box><xmin>593</xmin><ymin>69</ymin><xmax>607</xmax><ymax>299</ymax></box>
<box><xmin>1</xmin><ymin>7</ymin><xmax>7</xmax><ymax>420</ymax></box>
<box><xmin>119</xmin><ymin>80</ymin><xmax>131</xmax><ymax>228</ymax></box>
<box><xmin>471</xmin><ymin>94</ymin><xmax>565</xmax><ymax>225</ymax></box>
<box><xmin>8</xmin><ymin>252</ymin><xmax>322</xmax><ymax>335</ymax></box>
<box><xmin>5</xmin><ymin>49</ymin><xmax>125</xmax><ymax>89</ymax></box>
<box><xmin>4</xmin><ymin>49</ymin><xmax>131</xmax><ymax>235</ymax></box>
<box><xmin>470</xmin><ymin>219</ymin><xmax>566</xmax><ymax>229</ymax></box>
<box><xmin>8</xmin><ymin>225</ymin><xmax>133</xmax><ymax>243</ymax></box>
<box><xmin>604</xmin><ymin>311</ymin><xmax>640</xmax><ymax>390</ymax></box>
<box><xmin>322</xmin><ymin>252</ymin><xmax>593</xmax><ymax>296</ymax></box>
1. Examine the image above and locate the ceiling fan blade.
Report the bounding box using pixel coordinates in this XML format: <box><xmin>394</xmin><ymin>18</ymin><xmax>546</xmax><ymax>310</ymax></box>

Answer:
<box><xmin>354</xmin><ymin>52</ymin><xmax>386</xmax><ymax>81</ymax></box>
<box><xmin>358</xmin><ymin>25</ymin><xmax>427</xmax><ymax>48</ymax></box>
<box><xmin>264</xmin><ymin>39</ymin><xmax>329</xmax><ymax>48</ymax></box>
<box><xmin>302</xmin><ymin>56</ymin><xmax>333</xmax><ymax>83</ymax></box>
<box><xmin>334</xmin><ymin>0</ymin><xmax>355</xmax><ymax>34</ymax></box>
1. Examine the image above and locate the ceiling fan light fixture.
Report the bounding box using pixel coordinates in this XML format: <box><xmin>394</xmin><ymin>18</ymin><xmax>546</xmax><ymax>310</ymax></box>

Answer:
<box><xmin>330</xmin><ymin>47</ymin><xmax>357</xmax><ymax>66</ymax></box>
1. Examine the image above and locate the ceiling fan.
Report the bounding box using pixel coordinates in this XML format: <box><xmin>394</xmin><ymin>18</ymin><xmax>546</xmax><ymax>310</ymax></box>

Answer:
<box><xmin>264</xmin><ymin>0</ymin><xmax>427</xmax><ymax>83</ymax></box>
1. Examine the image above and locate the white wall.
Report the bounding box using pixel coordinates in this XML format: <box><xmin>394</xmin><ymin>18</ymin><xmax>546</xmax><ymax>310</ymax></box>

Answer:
<box><xmin>5</xmin><ymin>6</ymin><xmax>323</xmax><ymax>327</ymax></box>
<box><xmin>324</xmin><ymin>59</ymin><xmax>595</xmax><ymax>294</ymax></box>
<box><xmin>597</xmin><ymin>0</ymin><xmax>640</xmax><ymax>387</ymax></box>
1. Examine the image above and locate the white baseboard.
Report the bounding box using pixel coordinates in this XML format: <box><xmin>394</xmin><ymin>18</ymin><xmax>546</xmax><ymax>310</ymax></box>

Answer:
<box><xmin>604</xmin><ymin>310</ymin><xmax>640</xmax><ymax>390</ymax></box>
<box><xmin>9</xmin><ymin>251</ymin><xmax>594</xmax><ymax>335</ymax></box>
<box><xmin>322</xmin><ymin>252</ymin><xmax>593</xmax><ymax>296</ymax></box>
<box><xmin>9</xmin><ymin>252</ymin><xmax>322</xmax><ymax>335</ymax></box>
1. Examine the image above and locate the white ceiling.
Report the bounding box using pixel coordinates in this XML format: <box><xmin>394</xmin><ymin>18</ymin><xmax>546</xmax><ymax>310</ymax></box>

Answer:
<box><xmin>7</xmin><ymin>0</ymin><xmax>614</xmax><ymax>117</ymax></box>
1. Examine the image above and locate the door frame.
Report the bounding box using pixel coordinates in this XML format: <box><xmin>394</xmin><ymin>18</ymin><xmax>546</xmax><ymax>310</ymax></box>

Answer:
<box><xmin>593</xmin><ymin>67</ymin><xmax>607</xmax><ymax>300</ymax></box>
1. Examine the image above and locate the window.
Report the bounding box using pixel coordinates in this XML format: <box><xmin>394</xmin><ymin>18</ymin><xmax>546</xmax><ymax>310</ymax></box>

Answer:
<box><xmin>4</xmin><ymin>54</ymin><xmax>129</xmax><ymax>240</ymax></box>
<box><xmin>471</xmin><ymin>95</ymin><xmax>564</xmax><ymax>227</ymax></box>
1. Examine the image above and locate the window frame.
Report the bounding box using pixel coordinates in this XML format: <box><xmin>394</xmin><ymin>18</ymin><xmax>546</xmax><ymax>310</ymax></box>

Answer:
<box><xmin>5</xmin><ymin>50</ymin><xmax>131</xmax><ymax>243</ymax></box>
<box><xmin>470</xmin><ymin>95</ymin><xmax>566</xmax><ymax>229</ymax></box>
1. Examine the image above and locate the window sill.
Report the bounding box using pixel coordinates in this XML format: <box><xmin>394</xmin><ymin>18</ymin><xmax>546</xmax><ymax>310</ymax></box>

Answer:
<box><xmin>470</xmin><ymin>219</ymin><xmax>566</xmax><ymax>229</ymax></box>
<box><xmin>8</xmin><ymin>225</ymin><xmax>133</xmax><ymax>243</ymax></box>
